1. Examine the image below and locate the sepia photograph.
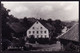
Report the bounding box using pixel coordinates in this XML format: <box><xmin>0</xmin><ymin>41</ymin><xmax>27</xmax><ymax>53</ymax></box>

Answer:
<box><xmin>1</xmin><ymin>1</ymin><xmax>79</xmax><ymax>52</ymax></box>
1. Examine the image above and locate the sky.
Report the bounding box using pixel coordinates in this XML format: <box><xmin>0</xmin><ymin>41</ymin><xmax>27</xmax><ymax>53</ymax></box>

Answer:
<box><xmin>1</xmin><ymin>1</ymin><xmax>79</xmax><ymax>21</ymax></box>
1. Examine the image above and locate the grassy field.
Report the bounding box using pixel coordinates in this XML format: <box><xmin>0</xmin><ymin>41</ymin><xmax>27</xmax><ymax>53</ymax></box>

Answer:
<box><xmin>30</xmin><ymin>41</ymin><xmax>61</xmax><ymax>51</ymax></box>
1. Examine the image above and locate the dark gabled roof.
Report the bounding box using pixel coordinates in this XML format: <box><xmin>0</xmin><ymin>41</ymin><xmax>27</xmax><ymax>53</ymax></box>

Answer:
<box><xmin>39</xmin><ymin>20</ymin><xmax>55</xmax><ymax>30</ymax></box>
<box><xmin>57</xmin><ymin>23</ymin><xmax>79</xmax><ymax>42</ymax></box>
<box><xmin>7</xmin><ymin>22</ymin><xmax>26</xmax><ymax>33</ymax></box>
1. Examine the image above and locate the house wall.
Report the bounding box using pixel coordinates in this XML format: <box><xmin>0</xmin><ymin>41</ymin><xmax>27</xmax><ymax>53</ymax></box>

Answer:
<box><xmin>27</xmin><ymin>21</ymin><xmax>49</xmax><ymax>38</ymax></box>
<box><xmin>62</xmin><ymin>26</ymin><xmax>67</xmax><ymax>33</ymax></box>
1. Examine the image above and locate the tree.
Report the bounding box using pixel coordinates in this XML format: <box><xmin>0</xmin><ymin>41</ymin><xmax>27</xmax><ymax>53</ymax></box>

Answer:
<box><xmin>1</xmin><ymin>3</ymin><xmax>14</xmax><ymax>50</ymax></box>
<box><xmin>21</xmin><ymin>17</ymin><xmax>34</xmax><ymax>29</ymax></box>
<box><xmin>29</xmin><ymin>35</ymin><xmax>35</xmax><ymax>43</ymax></box>
<box><xmin>8</xmin><ymin>15</ymin><xmax>19</xmax><ymax>23</ymax></box>
<box><xmin>47</xmin><ymin>18</ymin><xmax>53</xmax><ymax>24</ymax></box>
<box><xmin>23</xmin><ymin>17</ymin><xmax>28</xmax><ymax>22</ymax></box>
<box><xmin>54</xmin><ymin>19</ymin><xmax>63</xmax><ymax>36</ymax></box>
<box><xmin>1</xmin><ymin>3</ymin><xmax>12</xmax><ymax>40</ymax></box>
<box><xmin>2</xmin><ymin>39</ymin><xmax>11</xmax><ymax>51</ymax></box>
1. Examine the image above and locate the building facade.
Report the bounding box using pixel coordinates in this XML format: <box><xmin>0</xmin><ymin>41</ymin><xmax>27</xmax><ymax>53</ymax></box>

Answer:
<box><xmin>27</xmin><ymin>21</ymin><xmax>49</xmax><ymax>38</ymax></box>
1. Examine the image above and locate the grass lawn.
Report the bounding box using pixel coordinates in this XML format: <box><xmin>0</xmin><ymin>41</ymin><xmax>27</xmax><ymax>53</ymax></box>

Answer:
<box><xmin>30</xmin><ymin>41</ymin><xmax>62</xmax><ymax>51</ymax></box>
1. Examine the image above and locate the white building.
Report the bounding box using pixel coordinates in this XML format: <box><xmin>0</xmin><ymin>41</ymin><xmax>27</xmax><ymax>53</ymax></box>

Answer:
<box><xmin>27</xmin><ymin>20</ymin><xmax>54</xmax><ymax>39</ymax></box>
<box><xmin>62</xmin><ymin>26</ymin><xmax>67</xmax><ymax>33</ymax></box>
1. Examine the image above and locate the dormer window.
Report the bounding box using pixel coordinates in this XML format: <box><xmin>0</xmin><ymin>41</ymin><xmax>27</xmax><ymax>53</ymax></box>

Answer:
<box><xmin>33</xmin><ymin>27</ymin><xmax>35</xmax><ymax>29</ymax></box>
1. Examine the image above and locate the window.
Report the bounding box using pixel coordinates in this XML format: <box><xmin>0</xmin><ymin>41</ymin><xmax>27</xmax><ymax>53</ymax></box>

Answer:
<box><xmin>33</xmin><ymin>31</ymin><xmax>35</xmax><ymax>34</ymax></box>
<box><xmin>33</xmin><ymin>27</ymin><xmax>35</xmax><ymax>29</ymax></box>
<box><xmin>41</xmin><ymin>31</ymin><xmax>43</xmax><ymax>33</ymax></box>
<box><xmin>44</xmin><ymin>31</ymin><xmax>46</xmax><ymax>33</ymax></box>
<box><xmin>41</xmin><ymin>27</ymin><xmax>42</xmax><ymax>29</ymax></box>
<box><xmin>29</xmin><ymin>31</ymin><xmax>31</xmax><ymax>34</ymax></box>
<box><xmin>37</xmin><ymin>31</ymin><xmax>39</xmax><ymax>34</ymax></box>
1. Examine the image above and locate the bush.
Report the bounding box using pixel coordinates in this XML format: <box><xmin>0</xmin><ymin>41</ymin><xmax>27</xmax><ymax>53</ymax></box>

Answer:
<box><xmin>37</xmin><ymin>38</ymin><xmax>49</xmax><ymax>44</ymax></box>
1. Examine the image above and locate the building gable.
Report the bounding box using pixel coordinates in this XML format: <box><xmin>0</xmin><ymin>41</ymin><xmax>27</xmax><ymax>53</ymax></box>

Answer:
<box><xmin>28</xmin><ymin>21</ymin><xmax>48</xmax><ymax>31</ymax></box>
<box><xmin>27</xmin><ymin>21</ymin><xmax>49</xmax><ymax>38</ymax></box>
